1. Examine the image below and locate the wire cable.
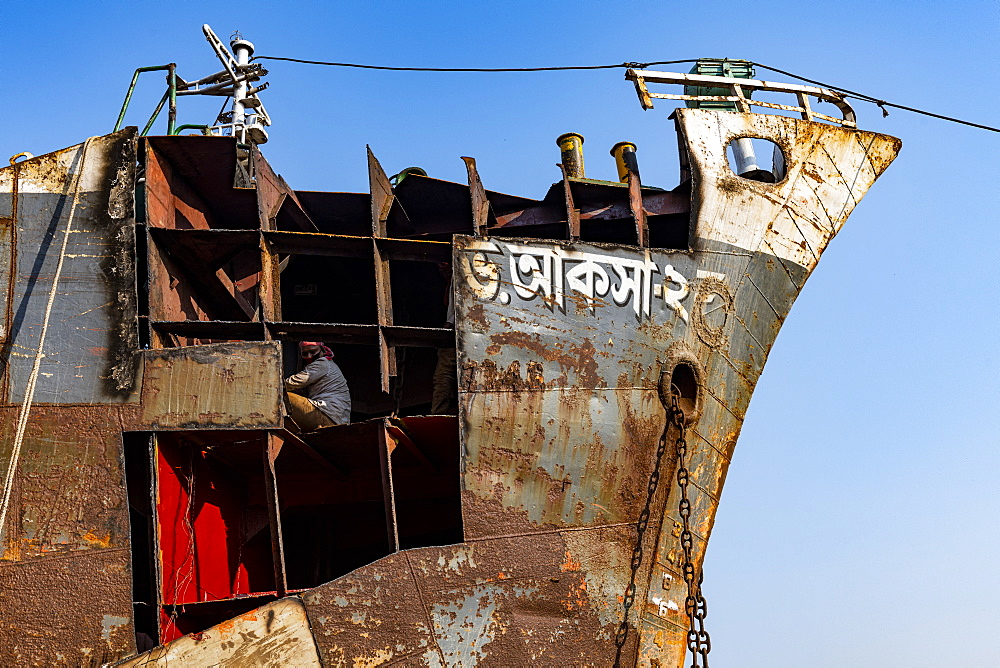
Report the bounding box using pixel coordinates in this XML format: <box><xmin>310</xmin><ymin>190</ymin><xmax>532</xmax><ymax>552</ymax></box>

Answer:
<box><xmin>250</xmin><ymin>56</ymin><xmax>699</xmax><ymax>72</ymax></box>
<box><xmin>750</xmin><ymin>61</ymin><xmax>999</xmax><ymax>133</ymax></box>
<box><xmin>250</xmin><ymin>54</ymin><xmax>999</xmax><ymax>133</ymax></box>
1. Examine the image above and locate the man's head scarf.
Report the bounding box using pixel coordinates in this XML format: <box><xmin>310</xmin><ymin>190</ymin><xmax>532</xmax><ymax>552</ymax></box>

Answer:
<box><xmin>300</xmin><ymin>341</ymin><xmax>335</xmax><ymax>360</ymax></box>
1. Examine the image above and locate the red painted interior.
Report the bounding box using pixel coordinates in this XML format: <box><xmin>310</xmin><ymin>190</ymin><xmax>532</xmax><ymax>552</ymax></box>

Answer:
<box><xmin>155</xmin><ymin>433</ymin><xmax>275</xmax><ymax>642</ymax></box>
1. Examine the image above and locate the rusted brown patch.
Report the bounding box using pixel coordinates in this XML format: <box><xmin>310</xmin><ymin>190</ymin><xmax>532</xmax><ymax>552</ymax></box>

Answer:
<box><xmin>465</xmin><ymin>302</ymin><xmax>488</xmax><ymax>329</ymax></box>
<box><xmin>0</xmin><ymin>548</ymin><xmax>135</xmax><ymax>665</ymax></box>
<box><xmin>1</xmin><ymin>406</ymin><xmax>132</xmax><ymax>561</ymax></box>
<box><xmin>484</xmin><ymin>331</ymin><xmax>603</xmax><ymax>388</ymax></box>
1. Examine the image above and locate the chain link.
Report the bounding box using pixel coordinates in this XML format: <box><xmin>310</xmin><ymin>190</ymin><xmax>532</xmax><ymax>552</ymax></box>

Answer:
<box><xmin>670</xmin><ymin>393</ymin><xmax>712</xmax><ymax>667</ymax></box>
<box><xmin>613</xmin><ymin>390</ymin><xmax>713</xmax><ymax>666</ymax></box>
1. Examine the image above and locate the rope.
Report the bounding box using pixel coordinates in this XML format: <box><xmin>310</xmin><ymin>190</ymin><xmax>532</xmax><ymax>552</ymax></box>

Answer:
<box><xmin>0</xmin><ymin>137</ymin><xmax>95</xmax><ymax>545</ymax></box>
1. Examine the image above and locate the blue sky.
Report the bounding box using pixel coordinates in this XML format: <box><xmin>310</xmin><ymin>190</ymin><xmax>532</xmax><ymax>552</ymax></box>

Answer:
<box><xmin>3</xmin><ymin>1</ymin><xmax>999</xmax><ymax>665</ymax></box>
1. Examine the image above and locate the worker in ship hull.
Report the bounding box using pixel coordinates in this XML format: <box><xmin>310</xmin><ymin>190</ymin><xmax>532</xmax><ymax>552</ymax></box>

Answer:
<box><xmin>284</xmin><ymin>341</ymin><xmax>352</xmax><ymax>430</ymax></box>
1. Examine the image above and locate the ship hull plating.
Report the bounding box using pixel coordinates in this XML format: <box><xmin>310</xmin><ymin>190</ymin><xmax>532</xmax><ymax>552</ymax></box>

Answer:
<box><xmin>0</xmin><ymin>108</ymin><xmax>899</xmax><ymax>666</ymax></box>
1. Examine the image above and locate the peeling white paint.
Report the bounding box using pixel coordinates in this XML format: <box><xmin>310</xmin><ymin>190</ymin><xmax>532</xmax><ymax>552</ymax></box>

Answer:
<box><xmin>100</xmin><ymin>614</ymin><xmax>130</xmax><ymax>641</ymax></box>
<box><xmin>429</xmin><ymin>583</ymin><xmax>540</xmax><ymax>665</ymax></box>
<box><xmin>437</xmin><ymin>545</ymin><xmax>477</xmax><ymax>574</ymax></box>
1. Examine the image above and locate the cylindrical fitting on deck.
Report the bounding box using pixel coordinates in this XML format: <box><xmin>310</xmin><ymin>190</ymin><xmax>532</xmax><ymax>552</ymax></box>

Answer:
<box><xmin>231</xmin><ymin>39</ymin><xmax>255</xmax><ymax>60</ymax></box>
<box><xmin>230</xmin><ymin>39</ymin><xmax>255</xmax><ymax>137</ymax></box>
<box><xmin>610</xmin><ymin>141</ymin><xmax>639</xmax><ymax>182</ymax></box>
<box><xmin>557</xmin><ymin>133</ymin><xmax>585</xmax><ymax>178</ymax></box>
<box><xmin>730</xmin><ymin>137</ymin><xmax>759</xmax><ymax>175</ymax></box>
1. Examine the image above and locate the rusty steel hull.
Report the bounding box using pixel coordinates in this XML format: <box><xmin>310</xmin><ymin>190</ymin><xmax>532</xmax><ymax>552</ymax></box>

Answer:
<box><xmin>0</xmin><ymin>131</ymin><xmax>143</xmax><ymax>665</ymax></box>
<box><xmin>0</xmin><ymin>108</ymin><xmax>900</xmax><ymax>666</ymax></box>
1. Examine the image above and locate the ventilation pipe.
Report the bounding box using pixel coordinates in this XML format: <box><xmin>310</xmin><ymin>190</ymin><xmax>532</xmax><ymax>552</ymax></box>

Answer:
<box><xmin>731</xmin><ymin>138</ymin><xmax>759</xmax><ymax>175</ymax></box>
<box><xmin>230</xmin><ymin>37</ymin><xmax>254</xmax><ymax>141</ymax></box>
<box><xmin>390</xmin><ymin>167</ymin><xmax>427</xmax><ymax>186</ymax></box>
<box><xmin>610</xmin><ymin>142</ymin><xmax>639</xmax><ymax>182</ymax></box>
<box><xmin>557</xmin><ymin>133</ymin><xmax>585</xmax><ymax>178</ymax></box>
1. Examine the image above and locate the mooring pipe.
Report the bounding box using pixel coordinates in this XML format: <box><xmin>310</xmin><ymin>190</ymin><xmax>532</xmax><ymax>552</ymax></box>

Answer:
<box><xmin>611</xmin><ymin>141</ymin><xmax>639</xmax><ymax>182</ymax></box>
<box><xmin>557</xmin><ymin>132</ymin><xmax>585</xmax><ymax>179</ymax></box>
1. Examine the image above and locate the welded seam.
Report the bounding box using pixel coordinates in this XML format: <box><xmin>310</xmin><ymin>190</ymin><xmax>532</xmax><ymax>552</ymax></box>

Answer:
<box><xmin>743</xmin><ymin>272</ymin><xmax>783</xmax><ymax>323</ymax></box>
<box><xmin>784</xmin><ymin>207</ymin><xmax>819</xmax><ymax>264</ymax></box>
<box><xmin>835</xmin><ymin>133</ymin><xmax>879</xmax><ymax>223</ymax></box>
<box><xmin>690</xmin><ymin>427</ymin><xmax>732</xmax><ymax>464</ymax></box>
<box><xmin>695</xmin><ymin>249</ymin><xmax>753</xmax><ymax>257</ymax></box>
<box><xmin>461</xmin><ymin>386</ymin><xmax>659</xmax><ymax>395</ymax></box>
<box><xmin>0</xmin><ymin>138</ymin><xmax>94</xmax><ymax>547</ymax></box>
<box><xmin>725</xmin><ymin>130</ymin><xmax>819</xmax><ymax>310</ymax></box>
<box><xmin>402</xmin><ymin>550</ymin><xmax>448</xmax><ymax>667</ymax></box>
<box><xmin>818</xmin><ymin>141</ymin><xmax>859</xmax><ymax>211</ymax></box>
<box><xmin>642</xmin><ymin>613</ymin><xmax>689</xmax><ymax>633</ymax></box>
<box><xmin>657</xmin><ymin>511</ymin><xmax>708</xmax><ymax>544</ymax></box>
<box><xmin>702</xmin><ymin>384</ymin><xmax>742</xmax><ymax>422</ymax></box>
<box><xmin>733</xmin><ymin>311</ymin><xmax>767</xmax><ymax>359</ymax></box>
<box><xmin>675</xmin><ymin>476</ymin><xmax>719</xmax><ymax>503</ymax></box>
<box><xmin>0</xmin><ymin>545</ymin><xmax>129</xmax><ymax>568</ymax></box>
<box><xmin>804</xmin><ymin>179</ymin><xmax>839</xmax><ymax>234</ymax></box>
<box><xmin>761</xmin><ymin>236</ymin><xmax>803</xmax><ymax>292</ymax></box>
<box><xmin>853</xmin><ymin>131</ymin><xmax>879</xmax><ymax>178</ymax></box>
<box><xmin>384</xmin><ymin>647</ymin><xmax>448</xmax><ymax>667</ymax></box>
<box><xmin>711</xmin><ymin>347</ymin><xmax>755</xmax><ymax>391</ymax></box>
<box><xmin>466</xmin><ymin>520</ymin><xmax>637</xmax><ymax>543</ymax></box>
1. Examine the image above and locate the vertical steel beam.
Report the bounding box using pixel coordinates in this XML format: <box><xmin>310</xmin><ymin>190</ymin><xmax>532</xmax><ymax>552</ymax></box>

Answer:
<box><xmin>373</xmin><ymin>240</ymin><xmax>396</xmax><ymax>394</ymax></box>
<box><xmin>368</xmin><ymin>147</ymin><xmax>393</xmax><ymax>238</ymax></box>
<box><xmin>369</xmin><ymin>148</ymin><xmax>397</xmax><ymax>393</ymax></box>
<box><xmin>150</xmin><ymin>433</ymin><xmax>165</xmax><ymax>639</ymax></box>
<box><xmin>559</xmin><ymin>164</ymin><xmax>581</xmax><ymax>241</ymax></box>
<box><xmin>265</xmin><ymin>432</ymin><xmax>288</xmax><ymax>597</ymax></box>
<box><xmin>259</xmin><ymin>234</ymin><xmax>281</xmax><ymax>332</ymax></box>
<box><xmin>627</xmin><ymin>169</ymin><xmax>648</xmax><ymax>248</ymax></box>
<box><xmin>0</xmin><ymin>158</ymin><xmax>19</xmax><ymax>400</ymax></box>
<box><xmin>376</xmin><ymin>419</ymin><xmax>399</xmax><ymax>552</ymax></box>
<box><xmin>462</xmin><ymin>156</ymin><xmax>491</xmax><ymax>238</ymax></box>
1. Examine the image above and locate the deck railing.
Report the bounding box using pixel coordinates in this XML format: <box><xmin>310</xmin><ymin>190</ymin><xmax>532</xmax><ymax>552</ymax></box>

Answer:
<box><xmin>625</xmin><ymin>68</ymin><xmax>857</xmax><ymax>127</ymax></box>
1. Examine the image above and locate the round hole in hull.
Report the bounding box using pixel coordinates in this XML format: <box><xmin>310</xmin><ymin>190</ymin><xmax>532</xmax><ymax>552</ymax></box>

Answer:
<box><xmin>670</xmin><ymin>362</ymin><xmax>698</xmax><ymax>420</ymax></box>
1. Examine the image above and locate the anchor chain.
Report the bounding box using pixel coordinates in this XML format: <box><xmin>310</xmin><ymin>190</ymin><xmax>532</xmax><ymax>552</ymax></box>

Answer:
<box><xmin>671</xmin><ymin>393</ymin><xmax>712</xmax><ymax>667</ymax></box>
<box><xmin>614</xmin><ymin>387</ymin><xmax>713</xmax><ymax>667</ymax></box>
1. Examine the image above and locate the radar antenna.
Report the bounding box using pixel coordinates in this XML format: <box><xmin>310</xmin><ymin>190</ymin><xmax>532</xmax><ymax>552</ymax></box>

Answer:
<box><xmin>112</xmin><ymin>24</ymin><xmax>272</xmax><ymax>148</ymax></box>
<box><xmin>197</xmin><ymin>24</ymin><xmax>271</xmax><ymax>145</ymax></box>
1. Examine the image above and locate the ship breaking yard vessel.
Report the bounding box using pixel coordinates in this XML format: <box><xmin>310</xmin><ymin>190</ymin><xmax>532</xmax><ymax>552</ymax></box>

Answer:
<box><xmin>0</xmin><ymin>26</ymin><xmax>900</xmax><ymax>667</ymax></box>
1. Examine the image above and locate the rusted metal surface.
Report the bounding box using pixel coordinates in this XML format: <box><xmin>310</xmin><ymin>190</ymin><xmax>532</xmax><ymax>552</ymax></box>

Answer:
<box><xmin>494</xmin><ymin>187</ymin><xmax>688</xmax><ymax>230</ymax></box>
<box><xmin>0</xmin><ymin>546</ymin><xmax>135</xmax><ymax>665</ymax></box>
<box><xmin>0</xmin><ymin>98</ymin><xmax>900</xmax><ymax>666</ymax></box>
<box><xmin>0</xmin><ymin>130</ymin><xmax>140</xmax><ymax>404</ymax></box>
<box><xmin>560</xmin><ymin>163</ymin><xmax>581</xmax><ymax>240</ymax></box>
<box><xmin>119</xmin><ymin>598</ymin><xmax>321</xmax><ymax>667</ymax></box>
<box><xmin>677</xmin><ymin>109</ymin><xmax>901</xmax><ymax>276</ymax></box>
<box><xmin>0</xmin><ymin>216</ymin><xmax>14</xmax><ymax>348</ymax></box>
<box><xmin>139</xmin><ymin>342</ymin><xmax>283</xmax><ymax>429</ymax></box>
<box><xmin>626</xmin><ymin>68</ymin><xmax>859</xmax><ymax>126</ymax></box>
<box><xmin>0</xmin><ymin>404</ymin><xmax>137</xmax><ymax>557</ymax></box>
<box><xmin>449</xmin><ymin>110</ymin><xmax>899</xmax><ymax>666</ymax></box>
<box><xmin>148</xmin><ymin>228</ymin><xmax>258</xmax><ymax>321</ymax></box>
<box><xmin>462</xmin><ymin>156</ymin><xmax>492</xmax><ymax>237</ymax></box>
<box><xmin>0</xmin><ymin>404</ymin><xmax>140</xmax><ymax>664</ymax></box>
<box><xmin>302</xmin><ymin>530</ymin><xmax>637</xmax><ymax>665</ymax></box>
<box><xmin>253</xmin><ymin>146</ymin><xmax>317</xmax><ymax>232</ymax></box>
<box><xmin>627</xmin><ymin>169</ymin><xmax>648</xmax><ymax>247</ymax></box>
